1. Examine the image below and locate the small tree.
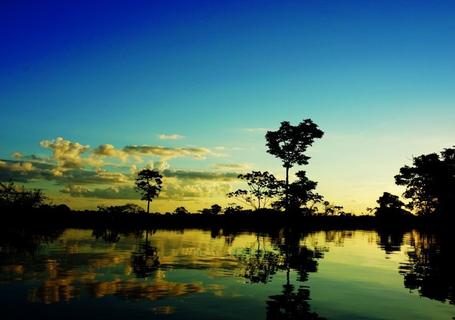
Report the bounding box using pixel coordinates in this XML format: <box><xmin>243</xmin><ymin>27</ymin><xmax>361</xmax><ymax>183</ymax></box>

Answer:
<box><xmin>135</xmin><ymin>169</ymin><xmax>163</xmax><ymax>214</ymax></box>
<box><xmin>227</xmin><ymin>171</ymin><xmax>279</xmax><ymax>209</ymax></box>
<box><xmin>0</xmin><ymin>181</ymin><xmax>46</xmax><ymax>209</ymax></box>
<box><xmin>374</xmin><ymin>192</ymin><xmax>408</xmax><ymax>220</ymax></box>
<box><xmin>174</xmin><ymin>206</ymin><xmax>189</xmax><ymax>216</ymax></box>
<box><xmin>266</xmin><ymin>119</ymin><xmax>324</xmax><ymax>212</ymax></box>
<box><xmin>200</xmin><ymin>204</ymin><xmax>222</xmax><ymax>215</ymax></box>
<box><xmin>211</xmin><ymin>204</ymin><xmax>222</xmax><ymax>215</ymax></box>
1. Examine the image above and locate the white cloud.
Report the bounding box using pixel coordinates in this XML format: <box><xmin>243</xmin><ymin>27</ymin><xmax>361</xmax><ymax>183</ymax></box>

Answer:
<box><xmin>212</xmin><ymin>163</ymin><xmax>250</xmax><ymax>171</ymax></box>
<box><xmin>123</xmin><ymin>145</ymin><xmax>211</xmax><ymax>160</ymax></box>
<box><xmin>158</xmin><ymin>134</ymin><xmax>185</xmax><ymax>140</ymax></box>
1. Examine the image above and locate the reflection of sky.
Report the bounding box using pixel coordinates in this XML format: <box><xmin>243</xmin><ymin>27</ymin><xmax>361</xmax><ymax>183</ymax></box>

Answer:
<box><xmin>1</xmin><ymin>1</ymin><xmax>455</xmax><ymax>212</ymax></box>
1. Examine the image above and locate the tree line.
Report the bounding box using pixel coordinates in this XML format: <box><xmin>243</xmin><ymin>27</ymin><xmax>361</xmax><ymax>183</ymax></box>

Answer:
<box><xmin>1</xmin><ymin>118</ymin><xmax>454</xmax><ymax>223</ymax></box>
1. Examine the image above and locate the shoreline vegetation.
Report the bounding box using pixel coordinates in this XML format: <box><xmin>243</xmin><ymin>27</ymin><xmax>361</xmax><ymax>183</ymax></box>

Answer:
<box><xmin>1</xmin><ymin>119</ymin><xmax>454</xmax><ymax>231</ymax></box>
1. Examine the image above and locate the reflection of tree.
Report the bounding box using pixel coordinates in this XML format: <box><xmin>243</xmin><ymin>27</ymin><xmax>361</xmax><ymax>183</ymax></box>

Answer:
<box><xmin>376</xmin><ymin>229</ymin><xmax>405</xmax><ymax>255</ymax></box>
<box><xmin>92</xmin><ymin>228</ymin><xmax>121</xmax><ymax>243</ymax></box>
<box><xmin>235</xmin><ymin>235</ymin><xmax>282</xmax><ymax>283</ymax></box>
<box><xmin>399</xmin><ymin>232</ymin><xmax>455</xmax><ymax>304</ymax></box>
<box><xmin>235</xmin><ymin>230</ymin><xmax>325</xmax><ymax>319</ymax></box>
<box><xmin>131</xmin><ymin>230</ymin><xmax>160</xmax><ymax>278</ymax></box>
<box><xmin>266</xmin><ymin>229</ymin><xmax>326</xmax><ymax>319</ymax></box>
<box><xmin>0</xmin><ymin>228</ymin><xmax>64</xmax><ymax>257</ymax></box>
<box><xmin>267</xmin><ymin>284</ymin><xmax>325</xmax><ymax>320</ymax></box>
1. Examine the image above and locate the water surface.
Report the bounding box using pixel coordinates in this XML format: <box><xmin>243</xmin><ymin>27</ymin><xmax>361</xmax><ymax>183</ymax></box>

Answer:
<box><xmin>0</xmin><ymin>228</ymin><xmax>453</xmax><ymax>319</ymax></box>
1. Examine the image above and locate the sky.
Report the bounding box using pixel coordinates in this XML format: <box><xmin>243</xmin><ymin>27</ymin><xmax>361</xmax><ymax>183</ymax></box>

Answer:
<box><xmin>1</xmin><ymin>0</ymin><xmax>454</xmax><ymax>213</ymax></box>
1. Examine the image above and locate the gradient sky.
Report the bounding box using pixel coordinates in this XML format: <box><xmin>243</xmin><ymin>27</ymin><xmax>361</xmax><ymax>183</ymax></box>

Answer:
<box><xmin>1</xmin><ymin>0</ymin><xmax>454</xmax><ymax>213</ymax></box>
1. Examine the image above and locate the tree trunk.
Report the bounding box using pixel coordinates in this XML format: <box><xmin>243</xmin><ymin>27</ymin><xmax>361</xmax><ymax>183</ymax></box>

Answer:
<box><xmin>147</xmin><ymin>200</ymin><xmax>150</xmax><ymax>214</ymax></box>
<box><xmin>285</xmin><ymin>166</ymin><xmax>289</xmax><ymax>213</ymax></box>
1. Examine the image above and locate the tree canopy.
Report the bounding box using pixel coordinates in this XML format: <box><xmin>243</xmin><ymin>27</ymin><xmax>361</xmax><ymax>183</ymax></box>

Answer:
<box><xmin>395</xmin><ymin>147</ymin><xmax>455</xmax><ymax>217</ymax></box>
<box><xmin>227</xmin><ymin>171</ymin><xmax>279</xmax><ymax>209</ymax></box>
<box><xmin>265</xmin><ymin>119</ymin><xmax>324</xmax><ymax>169</ymax></box>
<box><xmin>135</xmin><ymin>169</ymin><xmax>163</xmax><ymax>213</ymax></box>
<box><xmin>265</xmin><ymin>119</ymin><xmax>324</xmax><ymax>212</ymax></box>
<box><xmin>0</xmin><ymin>181</ymin><xmax>46</xmax><ymax>210</ymax></box>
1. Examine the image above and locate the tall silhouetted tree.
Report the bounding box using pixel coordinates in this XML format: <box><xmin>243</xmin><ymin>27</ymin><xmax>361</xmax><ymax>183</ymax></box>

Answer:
<box><xmin>394</xmin><ymin>147</ymin><xmax>455</xmax><ymax>217</ymax></box>
<box><xmin>266</xmin><ymin>119</ymin><xmax>324</xmax><ymax>212</ymax></box>
<box><xmin>135</xmin><ymin>169</ymin><xmax>163</xmax><ymax>214</ymax></box>
<box><xmin>227</xmin><ymin>171</ymin><xmax>279</xmax><ymax>209</ymax></box>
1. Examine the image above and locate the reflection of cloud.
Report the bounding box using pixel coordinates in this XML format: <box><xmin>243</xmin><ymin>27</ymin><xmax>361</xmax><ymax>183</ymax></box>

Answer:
<box><xmin>151</xmin><ymin>305</ymin><xmax>175</xmax><ymax>315</ymax></box>
<box><xmin>158</xmin><ymin>134</ymin><xmax>185</xmax><ymax>140</ymax></box>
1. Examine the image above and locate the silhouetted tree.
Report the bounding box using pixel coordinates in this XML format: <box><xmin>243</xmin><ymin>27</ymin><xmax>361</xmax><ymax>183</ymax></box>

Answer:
<box><xmin>0</xmin><ymin>181</ymin><xmax>46</xmax><ymax>209</ymax></box>
<box><xmin>272</xmin><ymin>171</ymin><xmax>322</xmax><ymax>215</ymax></box>
<box><xmin>174</xmin><ymin>206</ymin><xmax>189</xmax><ymax>215</ymax></box>
<box><xmin>135</xmin><ymin>169</ymin><xmax>163</xmax><ymax>214</ymax></box>
<box><xmin>395</xmin><ymin>147</ymin><xmax>455</xmax><ymax>217</ymax></box>
<box><xmin>224</xmin><ymin>204</ymin><xmax>244</xmax><ymax>215</ymax></box>
<box><xmin>97</xmin><ymin>203</ymin><xmax>145</xmax><ymax>215</ymax></box>
<box><xmin>227</xmin><ymin>171</ymin><xmax>279</xmax><ymax>209</ymax></box>
<box><xmin>200</xmin><ymin>204</ymin><xmax>222</xmax><ymax>215</ymax></box>
<box><xmin>373</xmin><ymin>192</ymin><xmax>409</xmax><ymax>220</ymax></box>
<box><xmin>319</xmin><ymin>200</ymin><xmax>344</xmax><ymax>216</ymax></box>
<box><xmin>266</xmin><ymin>120</ymin><xmax>324</xmax><ymax>212</ymax></box>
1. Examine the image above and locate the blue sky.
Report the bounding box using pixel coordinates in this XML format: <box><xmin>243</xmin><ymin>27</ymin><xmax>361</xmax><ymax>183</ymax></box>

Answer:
<box><xmin>1</xmin><ymin>0</ymin><xmax>454</xmax><ymax>212</ymax></box>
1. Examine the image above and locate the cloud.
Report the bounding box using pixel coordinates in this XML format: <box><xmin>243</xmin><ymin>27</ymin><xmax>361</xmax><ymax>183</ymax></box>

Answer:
<box><xmin>0</xmin><ymin>160</ymin><xmax>34</xmax><ymax>172</ymax></box>
<box><xmin>123</xmin><ymin>145</ymin><xmax>211</xmax><ymax>160</ymax></box>
<box><xmin>40</xmin><ymin>137</ymin><xmax>103</xmax><ymax>170</ymax></box>
<box><xmin>161</xmin><ymin>180</ymin><xmax>232</xmax><ymax>200</ymax></box>
<box><xmin>0</xmin><ymin>159</ymin><xmax>132</xmax><ymax>185</ymax></box>
<box><xmin>242</xmin><ymin>128</ymin><xmax>268</xmax><ymax>133</ymax></box>
<box><xmin>61</xmin><ymin>185</ymin><xmax>138</xmax><ymax>199</ymax></box>
<box><xmin>92</xmin><ymin>144</ymin><xmax>128</xmax><ymax>161</ymax></box>
<box><xmin>0</xmin><ymin>160</ymin><xmax>39</xmax><ymax>182</ymax></box>
<box><xmin>158</xmin><ymin>134</ymin><xmax>185</xmax><ymax>140</ymax></box>
<box><xmin>212</xmin><ymin>163</ymin><xmax>250</xmax><ymax>171</ymax></box>
<box><xmin>11</xmin><ymin>152</ymin><xmax>23</xmax><ymax>159</ymax></box>
<box><xmin>162</xmin><ymin>169</ymin><xmax>239</xmax><ymax>181</ymax></box>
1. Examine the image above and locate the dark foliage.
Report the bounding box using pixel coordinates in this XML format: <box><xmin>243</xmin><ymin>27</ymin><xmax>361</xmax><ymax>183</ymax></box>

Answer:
<box><xmin>395</xmin><ymin>147</ymin><xmax>455</xmax><ymax>217</ymax></box>
<box><xmin>135</xmin><ymin>169</ymin><xmax>163</xmax><ymax>213</ymax></box>
<box><xmin>266</xmin><ymin>119</ymin><xmax>324</xmax><ymax>212</ymax></box>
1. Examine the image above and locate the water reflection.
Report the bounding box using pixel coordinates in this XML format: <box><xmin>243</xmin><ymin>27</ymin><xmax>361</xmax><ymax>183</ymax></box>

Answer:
<box><xmin>399</xmin><ymin>231</ymin><xmax>455</xmax><ymax>305</ymax></box>
<box><xmin>131</xmin><ymin>230</ymin><xmax>160</xmax><ymax>278</ymax></box>
<box><xmin>377</xmin><ymin>228</ymin><xmax>406</xmax><ymax>255</ymax></box>
<box><xmin>0</xmin><ymin>228</ymin><xmax>454</xmax><ymax>319</ymax></box>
